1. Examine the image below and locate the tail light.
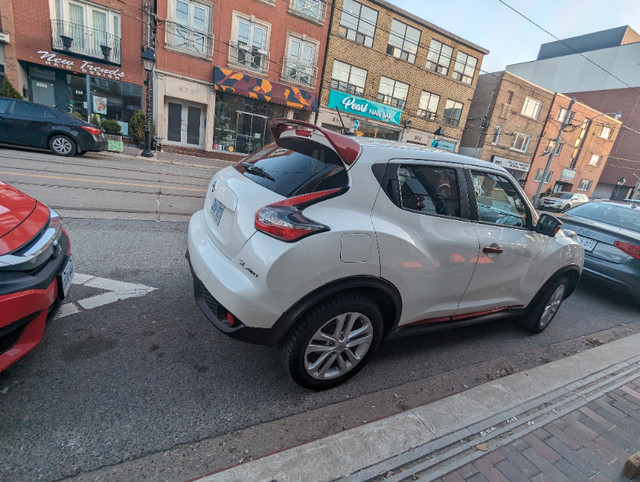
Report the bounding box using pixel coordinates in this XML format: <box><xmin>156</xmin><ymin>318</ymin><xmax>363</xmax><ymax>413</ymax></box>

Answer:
<box><xmin>614</xmin><ymin>241</ymin><xmax>640</xmax><ymax>260</ymax></box>
<box><xmin>82</xmin><ymin>126</ymin><xmax>102</xmax><ymax>136</ymax></box>
<box><xmin>255</xmin><ymin>188</ymin><xmax>346</xmax><ymax>242</ymax></box>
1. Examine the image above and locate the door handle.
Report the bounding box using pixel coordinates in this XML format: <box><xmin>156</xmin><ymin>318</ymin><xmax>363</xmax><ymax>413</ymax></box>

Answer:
<box><xmin>483</xmin><ymin>244</ymin><xmax>503</xmax><ymax>254</ymax></box>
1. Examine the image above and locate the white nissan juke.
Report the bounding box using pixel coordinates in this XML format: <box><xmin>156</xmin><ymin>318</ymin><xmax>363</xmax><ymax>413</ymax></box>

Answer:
<box><xmin>187</xmin><ymin>119</ymin><xmax>584</xmax><ymax>389</ymax></box>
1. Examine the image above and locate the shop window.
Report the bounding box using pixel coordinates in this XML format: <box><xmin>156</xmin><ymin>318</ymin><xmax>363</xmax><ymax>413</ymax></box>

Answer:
<box><xmin>230</xmin><ymin>14</ymin><xmax>270</xmax><ymax>73</ymax></box>
<box><xmin>387</xmin><ymin>19</ymin><xmax>420</xmax><ymax>64</ymax></box>
<box><xmin>50</xmin><ymin>0</ymin><xmax>121</xmax><ymax>64</ymax></box>
<box><xmin>289</xmin><ymin>0</ymin><xmax>325</xmax><ymax>23</ymax></box>
<box><xmin>283</xmin><ymin>35</ymin><xmax>317</xmax><ymax>87</ymax></box>
<box><xmin>452</xmin><ymin>51</ymin><xmax>477</xmax><ymax>85</ymax></box>
<box><xmin>330</xmin><ymin>60</ymin><xmax>367</xmax><ymax>96</ymax></box>
<box><xmin>425</xmin><ymin>39</ymin><xmax>453</xmax><ymax>75</ymax></box>
<box><xmin>338</xmin><ymin>0</ymin><xmax>378</xmax><ymax>48</ymax></box>
<box><xmin>417</xmin><ymin>91</ymin><xmax>439</xmax><ymax>120</ymax></box>
<box><xmin>167</xmin><ymin>0</ymin><xmax>213</xmax><ymax>57</ymax></box>
<box><xmin>442</xmin><ymin>99</ymin><xmax>463</xmax><ymax>127</ymax></box>
<box><xmin>90</xmin><ymin>77</ymin><xmax>142</xmax><ymax>124</ymax></box>
<box><xmin>377</xmin><ymin>76</ymin><xmax>408</xmax><ymax>108</ymax></box>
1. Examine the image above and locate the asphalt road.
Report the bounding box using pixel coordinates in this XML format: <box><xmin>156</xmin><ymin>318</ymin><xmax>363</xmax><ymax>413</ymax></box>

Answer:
<box><xmin>1</xmin><ymin>148</ymin><xmax>639</xmax><ymax>481</ymax></box>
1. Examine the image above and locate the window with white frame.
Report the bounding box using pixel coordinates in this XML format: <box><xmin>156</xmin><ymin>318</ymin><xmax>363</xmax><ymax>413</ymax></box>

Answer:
<box><xmin>534</xmin><ymin>168</ymin><xmax>552</xmax><ymax>183</ymax></box>
<box><xmin>330</xmin><ymin>60</ymin><xmax>367</xmax><ymax>96</ymax></box>
<box><xmin>588</xmin><ymin>154</ymin><xmax>601</xmax><ymax>167</ymax></box>
<box><xmin>578</xmin><ymin>179</ymin><xmax>593</xmax><ymax>191</ymax></box>
<box><xmin>168</xmin><ymin>0</ymin><xmax>212</xmax><ymax>57</ymax></box>
<box><xmin>51</xmin><ymin>0</ymin><xmax>122</xmax><ymax>62</ymax></box>
<box><xmin>442</xmin><ymin>99</ymin><xmax>463</xmax><ymax>127</ymax></box>
<box><xmin>289</xmin><ymin>0</ymin><xmax>325</xmax><ymax>23</ymax></box>
<box><xmin>511</xmin><ymin>132</ymin><xmax>531</xmax><ymax>152</ymax></box>
<box><xmin>452</xmin><ymin>51</ymin><xmax>477</xmax><ymax>85</ymax></box>
<box><xmin>425</xmin><ymin>39</ymin><xmax>453</xmax><ymax>75</ymax></box>
<box><xmin>521</xmin><ymin>97</ymin><xmax>542</xmax><ymax>119</ymax></box>
<box><xmin>283</xmin><ymin>35</ymin><xmax>317</xmax><ymax>86</ymax></box>
<box><xmin>600</xmin><ymin>125</ymin><xmax>612</xmax><ymax>139</ymax></box>
<box><xmin>339</xmin><ymin>0</ymin><xmax>378</xmax><ymax>48</ymax></box>
<box><xmin>231</xmin><ymin>14</ymin><xmax>269</xmax><ymax>73</ymax></box>
<box><xmin>377</xmin><ymin>76</ymin><xmax>409</xmax><ymax>108</ymax></box>
<box><xmin>387</xmin><ymin>19</ymin><xmax>420</xmax><ymax>64</ymax></box>
<box><xmin>557</xmin><ymin>107</ymin><xmax>574</xmax><ymax>123</ymax></box>
<box><xmin>417</xmin><ymin>91</ymin><xmax>439</xmax><ymax>120</ymax></box>
<box><xmin>492</xmin><ymin>126</ymin><xmax>502</xmax><ymax>145</ymax></box>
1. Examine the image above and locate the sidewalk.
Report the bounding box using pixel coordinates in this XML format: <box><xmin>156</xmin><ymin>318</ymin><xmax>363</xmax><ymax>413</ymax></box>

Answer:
<box><xmin>197</xmin><ymin>333</ymin><xmax>640</xmax><ymax>482</ymax></box>
<box><xmin>91</xmin><ymin>145</ymin><xmax>238</xmax><ymax>170</ymax></box>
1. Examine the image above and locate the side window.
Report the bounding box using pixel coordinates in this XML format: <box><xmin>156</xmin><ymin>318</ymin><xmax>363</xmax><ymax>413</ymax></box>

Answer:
<box><xmin>394</xmin><ymin>164</ymin><xmax>461</xmax><ymax>217</ymax></box>
<box><xmin>470</xmin><ymin>171</ymin><xmax>529</xmax><ymax>227</ymax></box>
<box><xmin>0</xmin><ymin>98</ymin><xmax>13</xmax><ymax>114</ymax></box>
<box><xmin>13</xmin><ymin>102</ymin><xmax>46</xmax><ymax>118</ymax></box>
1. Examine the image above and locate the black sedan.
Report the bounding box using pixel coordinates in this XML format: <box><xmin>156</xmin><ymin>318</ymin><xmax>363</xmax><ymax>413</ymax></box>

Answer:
<box><xmin>0</xmin><ymin>98</ymin><xmax>107</xmax><ymax>156</ymax></box>
<box><xmin>559</xmin><ymin>201</ymin><xmax>640</xmax><ymax>296</ymax></box>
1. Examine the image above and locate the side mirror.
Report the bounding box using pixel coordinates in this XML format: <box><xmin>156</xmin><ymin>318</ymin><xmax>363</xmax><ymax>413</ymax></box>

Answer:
<box><xmin>536</xmin><ymin>213</ymin><xmax>562</xmax><ymax>237</ymax></box>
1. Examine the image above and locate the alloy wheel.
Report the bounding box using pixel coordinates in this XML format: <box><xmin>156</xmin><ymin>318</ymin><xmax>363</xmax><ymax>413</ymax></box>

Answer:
<box><xmin>539</xmin><ymin>284</ymin><xmax>566</xmax><ymax>329</ymax></box>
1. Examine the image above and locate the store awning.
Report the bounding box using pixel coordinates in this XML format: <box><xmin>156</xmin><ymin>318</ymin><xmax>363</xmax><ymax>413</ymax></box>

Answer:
<box><xmin>214</xmin><ymin>67</ymin><xmax>318</xmax><ymax>112</ymax></box>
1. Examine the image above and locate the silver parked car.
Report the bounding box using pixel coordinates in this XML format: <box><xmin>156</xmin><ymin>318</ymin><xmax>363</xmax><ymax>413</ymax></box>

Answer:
<box><xmin>539</xmin><ymin>192</ymin><xmax>589</xmax><ymax>212</ymax></box>
<box><xmin>559</xmin><ymin>201</ymin><xmax>640</xmax><ymax>296</ymax></box>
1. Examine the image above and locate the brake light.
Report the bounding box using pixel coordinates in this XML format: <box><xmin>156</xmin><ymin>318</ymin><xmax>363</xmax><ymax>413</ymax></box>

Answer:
<box><xmin>255</xmin><ymin>188</ymin><xmax>345</xmax><ymax>242</ymax></box>
<box><xmin>82</xmin><ymin>126</ymin><xmax>102</xmax><ymax>136</ymax></box>
<box><xmin>614</xmin><ymin>241</ymin><xmax>640</xmax><ymax>260</ymax></box>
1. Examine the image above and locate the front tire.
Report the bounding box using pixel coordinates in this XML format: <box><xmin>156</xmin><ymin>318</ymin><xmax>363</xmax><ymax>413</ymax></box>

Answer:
<box><xmin>49</xmin><ymin>135</ymin><xmax>77</xmax><ymax>156</ymax></box>
<box><xmin>283</xmin><ymin>293</ymin><xmax>383</xmax><ymax>390</ymax></box>
<box><xmin>520</xmin><ymin>276</ymin><xmax>568</xmax><ymax>334</ymax></box>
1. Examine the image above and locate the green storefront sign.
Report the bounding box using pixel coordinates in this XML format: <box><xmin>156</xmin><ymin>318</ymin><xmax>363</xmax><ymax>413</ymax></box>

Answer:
<box><xmin>328</xmin><ymin>90</ymin><xmax>401</xmax><ymax>125</ymax></box>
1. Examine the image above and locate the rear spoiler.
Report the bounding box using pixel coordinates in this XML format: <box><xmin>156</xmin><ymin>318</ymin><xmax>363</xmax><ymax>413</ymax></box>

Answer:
<box><xmin>269</xmin><ymin>118</ymin><xmax>361</xmax><ymax>166</ymax></box>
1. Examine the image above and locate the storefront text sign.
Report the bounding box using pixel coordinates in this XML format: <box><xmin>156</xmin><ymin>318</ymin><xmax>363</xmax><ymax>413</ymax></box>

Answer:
<box><xmin>431</xmin><ymin>139</ymin><xmax>456</xmax><ymax>152</ymax></box>
<box><xmin>327</xmin><ymin>90</ymin><xmax>401</xmax><ymax>125</ymax></box>
<box><xmin>560</xmin><ymin>168</ymin><xmax>576</xmax><ymax>182</ymax></box>
<box><xmin>35</xmin><ymin>50</ymin><xmax>126</xmax><ymax>81</ymax></box>
<box><xmin>492</xmin><ymin>156</ymin><xmax>531</xmax><ymax>173</ymax></box>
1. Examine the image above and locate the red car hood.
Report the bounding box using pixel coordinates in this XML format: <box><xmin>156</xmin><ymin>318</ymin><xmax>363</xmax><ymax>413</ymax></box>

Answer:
<box><xmin>0</xmin><ymin>182</ymin><xmax>50</xmax><ymax>256</ymax></box>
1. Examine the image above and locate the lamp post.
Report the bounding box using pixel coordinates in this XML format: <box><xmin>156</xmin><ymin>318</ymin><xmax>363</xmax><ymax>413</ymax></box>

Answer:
<box><xmin>141</xmin><ymin>47</ymin><xmax>155</xmax><ymax>158</ymax></box>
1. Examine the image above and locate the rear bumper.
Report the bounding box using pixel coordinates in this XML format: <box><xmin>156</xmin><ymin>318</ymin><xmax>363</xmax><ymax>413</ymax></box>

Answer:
<box><xmin>582</xmin><ymin>254</ymin><xmax>640</xmax><ymax>295</ymax></box>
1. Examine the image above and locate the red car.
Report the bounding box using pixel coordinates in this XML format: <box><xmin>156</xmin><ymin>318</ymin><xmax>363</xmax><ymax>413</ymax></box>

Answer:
<box><xmin>0</xmin><ymin>182</ymin><xmax>73</xmax><ymax>372</ymax></box>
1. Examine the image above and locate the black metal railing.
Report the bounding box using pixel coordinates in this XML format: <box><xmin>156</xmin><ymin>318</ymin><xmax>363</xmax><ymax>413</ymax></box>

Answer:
<box><xmin>51</xmin><ymin>19</ymin><xmax>121</xmax><ymax>64</ymax></box>
<box><xmin>282</xmin><ymin>59</ymin><xmax>316</xmax><ymax>87</ymax></box>
<box><xmin>229</xmin><ymin>42</ymin><xmax>269</xmax><ymax>73</ymax></box>
<box><xmin>164</xmin><ymin>21</ymin><xmax>213</xmax><ymax>58</ymax></box>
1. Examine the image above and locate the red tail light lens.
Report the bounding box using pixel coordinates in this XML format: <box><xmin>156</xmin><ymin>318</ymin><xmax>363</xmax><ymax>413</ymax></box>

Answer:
<box><xmin>82</xmin><ymin>126</ymin><xmax>102</xmax><ymax>136</ymax></box>
<box><xmin>614</xmin><ymin>241</ymin><xmax>640</xmax><ymax>260</ymax></box>
<box><xmin>255</xmin><ymin>188</ymin><xmax>346</xmax><ymax>242</ymax></box>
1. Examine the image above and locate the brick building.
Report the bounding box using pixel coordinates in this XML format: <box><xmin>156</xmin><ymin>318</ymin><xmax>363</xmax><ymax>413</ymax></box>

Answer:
<box><xmin>459</xmin><ymin>71</ymin><xmax>554</xmax><ymax>182</ymax></box>
<box><xmin>522</xmin><ymin>93</ymin><xmax>621</xmax><ymax>201</ymax></box>
<box><xmin>316</xmin><ymin>0</ymin><xmax>488</xmax><ymax>150</ymax></box>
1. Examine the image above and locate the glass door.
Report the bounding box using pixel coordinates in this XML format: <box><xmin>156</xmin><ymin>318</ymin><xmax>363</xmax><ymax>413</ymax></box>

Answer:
<box><xmin>166</xmin><ymin>100</ymin><xmax>203</xmax><ymax>147</ymax></box>
<box><xmin>235</xmin><ymin>111</ymin><xmax>267</xmax><ymax>153</ymax></box>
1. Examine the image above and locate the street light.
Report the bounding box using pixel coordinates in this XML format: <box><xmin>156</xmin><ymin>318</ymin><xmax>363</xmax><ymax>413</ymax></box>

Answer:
<box><xmin>141</xmin><ymin>47</ymin><xmax>156</xmax><ymax>158</ymax></box>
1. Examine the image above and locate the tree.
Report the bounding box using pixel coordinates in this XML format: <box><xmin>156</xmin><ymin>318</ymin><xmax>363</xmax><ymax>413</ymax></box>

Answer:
<box><xmin>0</xmin><ymin>77</ymin><xmax>23</xmax><ymax>99</ymax></box>
<box><xmin>128</xmin><ymin>111</ymin><xmax>155</xmax><ymax>145</ymax></box>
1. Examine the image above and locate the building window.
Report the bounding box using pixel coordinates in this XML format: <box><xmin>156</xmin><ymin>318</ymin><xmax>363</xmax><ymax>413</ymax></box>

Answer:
<box><xmin>578</xmin><ymin>179</ymin><xmax>593</xmax><ymax>191</ymax></box>
<box><xmin>51</xmin><ymin>0</ymin><xmax>122</xmax><ymax>63</ymax></box>
<box><xmin>511</xmin><ymin>132</ymin><xmax>531</xmax><ymax>152</ymax></box>
<box><xmin>442</xmin><ymin>99</ymin><xmax>463</xmax><ymax>127</ymax></box>
<box><xmin>534</xmin><ymin>169</ymin><xmax>552</xmax><ymax>184</ymax></box>
<box><xmin>339</xmin><ymin>0</ymin><xmax>378</xmax><ymax>48</ymax></box>
<box><xmin>230</xmin><ymin>14</ymin><xmax>269</xmax><ymax>73</ymax></box>
<box><xmin>521</xmin><ymin>97</ymin><xmax>542</xmax><ymax>119</ymax></box>
<box><xmin>425</xmin><ymin>39</ymin><xmax>453</xmax><ymax>75</ymax></box>
<box><xmin>377</xmin><ymin>76</ymin><xmax>409</xmax><ymax>108</ymax></box>
<box><xmin>506</xmin><ymin>91</ymin><xmax>513</xmax><ymax>105</ymax></box>
<box><xmin>600</xmin><ymin>125</ymin><xmax>612</xmax><ymax>139</ymax></box>
<box><xmin>491</xmin><ymin>126</ymin><xmax>502</xmax><ymax>145</ymax></box>
<box><xmin>557</xmin><ymin>107</ymin><xmax>575</xmax><ymax>123</ymax></box>
<box><xmin>544</xmin><ymin>139</ymin><xmax>564</xmax><ymax>155</ymax></box>
<box><xmin>289</xmin><ymin>0</ymin><xmax>325</xmax><ymax>23</ymax></box>
<box><xmin>417</xmin><ymin>91</ymin><xmax>439</xmax><ymax>120</ymax></box>
<box><xmin>283</xmin><ymin>35</ymin><xmax>317</xmax><ymax>86</ymax></box>
<box><xmin>330</xmin><ymin>60</ymin><xmax>367</xmax><ymax>96</ymax></box>
<box><xmin>588</xmin><ymin>154</ymin><xmax>601</xmax><ymax>167</ymax></box>
<box><xmin>452</xmin><ymin>51</ymin><xmax>477</xmax><ymax>85</ymax></box>
<box><xmin>387</xmin><ymin>19</ymin><xmax>420</xmax><ymax>64</ymax></box>
<box><xmin>166</xmin><ymin>0</ymin><xmax>213</xmax><ymax>57</ymax></box>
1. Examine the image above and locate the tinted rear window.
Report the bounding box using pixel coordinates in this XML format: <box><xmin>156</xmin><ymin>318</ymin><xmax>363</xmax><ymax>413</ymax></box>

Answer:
<box><xmin>235</xmin><ymin>139</ymin><xmax>348</xmax><ymax>197</ymax></box>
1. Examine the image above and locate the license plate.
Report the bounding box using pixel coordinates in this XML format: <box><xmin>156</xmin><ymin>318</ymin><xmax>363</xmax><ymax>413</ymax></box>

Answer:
<box><xmin>579</xmin><ymin>236</ymin><xmax>597</xmax><ymax>252</ymax></box>
<box><xmin>211</xmin><ymin>198</ymin><xmax>224</xmax><ymax>225</ymax></box>
<box><xmin>59</xmin><ymin>256</ymin><xmax>74</xmax><ymax>298</ymax></box>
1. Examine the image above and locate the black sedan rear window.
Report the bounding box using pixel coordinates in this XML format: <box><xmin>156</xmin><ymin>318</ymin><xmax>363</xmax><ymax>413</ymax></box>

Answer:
<box><xmin>567</xmin><ymin>203</ymin><xmax>640</xmax><ymax>233</ymax></box>
<box><xmin>235</xmin><ymin>139</ymin><xmax>348</xmax><ymax>197</ymax></box>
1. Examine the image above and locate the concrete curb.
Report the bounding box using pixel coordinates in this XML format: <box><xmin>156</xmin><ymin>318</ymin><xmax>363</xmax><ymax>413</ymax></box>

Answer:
<box><xmin>196</xmin><ymin>332</ymin><xmax>640</xmax><ymax>482</ymax></box>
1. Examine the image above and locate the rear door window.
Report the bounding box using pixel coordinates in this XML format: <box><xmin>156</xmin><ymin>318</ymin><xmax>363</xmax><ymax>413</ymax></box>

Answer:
<box><xmin>0</xmin><ymin>98</ymin><xmax>12</xmax><ymax>114</ymax></box>
<box><xmin>13</xmin><ymin>101</ymin><xmax>47</xmax><ymax>118</ymax></box>
<box><xmin>235</xmin><ymin>139</ymin><xmax>348</xmax><ymax>197</ymax></box>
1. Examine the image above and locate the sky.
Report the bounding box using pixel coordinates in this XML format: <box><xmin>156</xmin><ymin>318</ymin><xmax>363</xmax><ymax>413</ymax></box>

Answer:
<box><xmin>388</xmin><ymin>0</ymin><xmax>640</xmax><ymax>73</ymax></box>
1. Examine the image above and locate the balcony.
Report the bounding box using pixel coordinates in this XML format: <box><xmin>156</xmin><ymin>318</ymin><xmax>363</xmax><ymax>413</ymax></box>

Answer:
<box><xmin>229</xmin><ymin>42</ymin><xmax>269</xmax><ymax>74</ymax></box>
<box><xmin>51</xmin><ymin>19</ymin><xmax>121</xmax><ymax>65</ymax></box>
<box><xmin>281</xmin><ymin>59</ymin><xmax>316</xmax><ymax>87</ymax></box>
<box><xmin>165</xmin><ymin>21</ymin><xmax>213</xmax><ymax>58</ymax></box>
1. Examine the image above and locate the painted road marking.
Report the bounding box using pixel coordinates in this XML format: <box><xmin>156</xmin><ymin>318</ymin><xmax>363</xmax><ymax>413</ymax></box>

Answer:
<box><xmin>56</xmin><ymin>273</ymin><xmax>157</xmax><ymax>319</ymax></box>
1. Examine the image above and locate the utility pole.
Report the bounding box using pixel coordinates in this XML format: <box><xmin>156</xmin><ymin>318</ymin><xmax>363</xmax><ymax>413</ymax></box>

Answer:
<box><xmin>532</xmin><ymin>97</ymin><xmax>575</xmax><ymax>207</ymax></box>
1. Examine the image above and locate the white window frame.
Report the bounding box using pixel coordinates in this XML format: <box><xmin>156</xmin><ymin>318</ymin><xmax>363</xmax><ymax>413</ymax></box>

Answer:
<box><xmin>387</xmin><ymin>19</ymin><xmax>420</xmax><ymax>64</ymax></box>
<box><xmin>578</xmin><ymin>179</ymin><xmax>593</xmax><ymax>191</ymax></box>
<box><xmin>534</xmin><ymin>169</ymin><xmax>553</xmax><ymax>184</ymax></box>
<box><xmin>289</xmin><ymin>0</ymin><xmax>325</xmax><ymax>23</ymax></box>
<box><xmin>282</xmin><ymin>33</ymin><xmax>318</xmax><ymax>86</ymax></box>
<box><xmin>230</xmin><ymin>12</ymin><xmax>271</xmax><ymax>73</ymax></box>
<box><xmin>521</xmin><ymin>97</ymin><xmax>542</xmax><ymax>119</ymax></box>
<box><xmin>588</xmin><ymin>154</ymin><xmax>600</xmax><ymax>167</ymax></box>
<box><xmin>511</xmin><ymin>132</ymin><xmax>531</xmax><ymax>152</ymax></box>
<box><xmin>600</xmin><ymin>125</ymin><xmax>612</xmax><ymax>139</ymax></box>
<box><xmin>377</xmin><ymin>76</ymin><xmax>409</xmax><ymax>108</ymax></box>
<box><xmin>167</xmin><ymin>0</ymin><xmax>213</xmax><ymax>58</ymax></box>
<box><xmin>452</xmin><ymin>51</ymin><xmax>477</xmax><ymax>85</ymax></box>
<box><xmin>425</xmin><ymin>39</ymin><xmax>453</xmax><ymax>75</ymax></box>
<box><xmin>491</xmin><ymin>126</ymin><xmax>502</xmax><ymax>145</ymax></box>
<box><xmin>330</xmin><ymin>60</ymin><xmax>367</xmax><ymax>96</ymax></box>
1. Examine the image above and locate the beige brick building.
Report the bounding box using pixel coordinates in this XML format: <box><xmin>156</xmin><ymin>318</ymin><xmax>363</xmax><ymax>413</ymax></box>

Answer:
<box><xmin>315</xmin><ymin>0</ymin><xmax>488</xmax><ymax>150</ymax></box>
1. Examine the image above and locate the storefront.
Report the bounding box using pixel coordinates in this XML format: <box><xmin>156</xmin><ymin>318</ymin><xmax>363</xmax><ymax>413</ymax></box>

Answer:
<box><xmin>213</xmin><ymin>67</ymin><xmax>318</xmax><ymax>154</ymax></box>
<box><xmin>491</xmin><ymin>155</ymin><xmax>531</xmax><ymax>182</ymax></box>
<box><xmin>19</xmin><ymin>50</ymin><xmax>141</xmax><ymax>134</ymax></box>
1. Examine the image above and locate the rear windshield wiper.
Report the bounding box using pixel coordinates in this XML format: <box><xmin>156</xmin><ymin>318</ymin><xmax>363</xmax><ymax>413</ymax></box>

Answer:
<box><xmin>242</xmin><ymin>162</ymin><xmax>275</xmax><ymax>182</ymax></box>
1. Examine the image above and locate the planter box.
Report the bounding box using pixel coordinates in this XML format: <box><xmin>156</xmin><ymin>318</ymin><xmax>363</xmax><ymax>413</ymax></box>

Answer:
<box><xmin>106</xmin><ymin>134</ymin><xmax>124</xmax><ymax>152</ymax></box>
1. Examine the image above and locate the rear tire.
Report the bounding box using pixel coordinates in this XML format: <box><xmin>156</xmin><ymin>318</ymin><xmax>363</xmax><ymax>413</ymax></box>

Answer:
<box><xmin>49</xmin><ymin>135</ymin><xmax>77</xmax><ymax>156</ymax></box>
<box><xmin>562</xmin><ymin>203</ymin><xmax>572</xmax><ymax>212</ymax></box>
<box><xmin>520</xmin><ymin>276</ymin><xmax>568</xmax><ymax>334</ymax></box>
<box><xmin>283</xmin><ymin>293</ymin><xmax>383</xmax><ymax>390</ymax></box>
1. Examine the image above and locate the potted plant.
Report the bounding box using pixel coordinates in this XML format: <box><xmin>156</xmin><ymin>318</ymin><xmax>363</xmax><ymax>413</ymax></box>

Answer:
<box><xmin>101</xmin><ymin>118</ymin><xmax>124</xmax><ymax>152</ymax></box>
